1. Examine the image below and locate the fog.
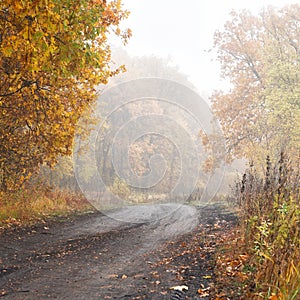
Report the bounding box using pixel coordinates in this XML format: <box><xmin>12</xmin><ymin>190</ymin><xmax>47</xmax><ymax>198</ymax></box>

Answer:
<box><xmin>111</xmin><ymin>0</ymin><xmax>296</xmax><ymax>94</ymax></box>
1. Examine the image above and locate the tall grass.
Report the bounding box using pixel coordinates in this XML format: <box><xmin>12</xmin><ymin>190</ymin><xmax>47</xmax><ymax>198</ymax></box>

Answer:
<box><xmin>0</xmin><ymin>184</ymin><xmax>92</xmax><ymax>227</ymax></box>
<box><xmin>234</xmin><ymin>153</ymin><xmax>300</xmax><ymax>299</ymax></box>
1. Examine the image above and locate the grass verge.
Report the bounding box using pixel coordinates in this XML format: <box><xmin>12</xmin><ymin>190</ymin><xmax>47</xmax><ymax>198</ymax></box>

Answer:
<box><xmin>0</xmin><ymin>186</ymin><xmax>93</xmax><ymax>228</ymax></box>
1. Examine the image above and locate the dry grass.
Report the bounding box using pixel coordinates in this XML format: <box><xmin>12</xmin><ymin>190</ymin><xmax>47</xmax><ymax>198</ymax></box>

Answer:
<box><xmin>0</xmin><ymin>186</ymin><xmax>93</xmax><ymax>227</ymax></box>
<box><xmin>233</xmin><ymin>153</ymin><xmax>300</xmax><ymax>299</ymax></box>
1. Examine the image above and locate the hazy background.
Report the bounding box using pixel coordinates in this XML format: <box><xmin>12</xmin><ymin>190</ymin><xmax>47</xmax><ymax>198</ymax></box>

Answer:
<box><xmin>112</xmin><ymin>0</ymin><xmax>298</xmax><ymax>95</ymax></box>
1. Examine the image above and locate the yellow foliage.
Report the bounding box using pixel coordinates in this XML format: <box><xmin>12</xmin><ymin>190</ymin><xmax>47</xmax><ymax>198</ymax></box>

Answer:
<box><xmin>0</xmin><ymin>0</ymin><xmax>131</xmax><ymax>190</ymax></box>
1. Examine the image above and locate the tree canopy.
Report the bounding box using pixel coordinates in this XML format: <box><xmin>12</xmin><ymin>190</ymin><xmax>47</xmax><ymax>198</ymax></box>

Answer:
<box><xmin>212</xmin><ymin>4</ymin><xmax>300</xmax><ymax>168</ymax></box>
<box><xmin>0</xmin><ymin>0</ymin><xmax>130</xmax><ymax>190</ymax></box>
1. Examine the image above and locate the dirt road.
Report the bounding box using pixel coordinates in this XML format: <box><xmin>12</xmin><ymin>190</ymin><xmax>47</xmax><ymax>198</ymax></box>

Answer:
<box><xmin>0</xmin><ymin>203</ymin><xmax>236</xmax><ymax>299</ymax></box>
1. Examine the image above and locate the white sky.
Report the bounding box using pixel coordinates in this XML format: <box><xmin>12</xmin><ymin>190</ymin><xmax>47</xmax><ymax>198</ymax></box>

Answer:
<box><xmin>112</xmin><ymin>0</ymin><xmax>299</xmax><ymax>95</ymax></box>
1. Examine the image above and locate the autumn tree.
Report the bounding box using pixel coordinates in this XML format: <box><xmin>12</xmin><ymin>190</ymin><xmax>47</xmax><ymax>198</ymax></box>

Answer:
<box><xmin>73</xmin><ymin>51</ymin><xmax>211</xmax><ymax>203</ymax></box>
<box><xmin>0</xmin><ymin>0</ymin><xmax>130</xmax><ymax>190</ymax></box>
<box><xmin>212</xmin><ymin>5</ymin><xmax>300</xmax><ymax>169</ymax></box>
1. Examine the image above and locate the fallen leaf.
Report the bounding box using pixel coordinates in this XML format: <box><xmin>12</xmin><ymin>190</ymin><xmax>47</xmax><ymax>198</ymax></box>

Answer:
<box><xmin>176</xmin><ymin>274</ymin><xmax>184</xmax><ymax>281</ymax></box>
<box><xmin>226</xmin><ymin>266</ymin><xmax>233</xmax><ymax>273</ymax></box>
<box><xmin>239</xmin><ymin>254</ymin><xmax>249</xmax><ymax>261</ymax></box>
<box><xmin>215</xmin><ymin>292</ymin><xmax>227</xmax><ymax>298</ymax></box>
<box><xmin>197</xmin><ymin>287</ymin><xmax>210</xmax><ymax>294</ymax></box>
<box><xmin>170</xmin><ymin>285</ymin><xmax>188</xmax><ymax>291</ymax></box>
<box><xmin>197</xmin><ymin>290</ymin><xmax>210</xmax><ymax>297</ymax></box>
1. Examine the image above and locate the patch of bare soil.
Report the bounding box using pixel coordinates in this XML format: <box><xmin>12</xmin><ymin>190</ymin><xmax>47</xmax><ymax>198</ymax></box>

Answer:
<box><xmin>0</xmin><ymin>203</ymin><xmax>237</xmax><ymax>299</ymax></box>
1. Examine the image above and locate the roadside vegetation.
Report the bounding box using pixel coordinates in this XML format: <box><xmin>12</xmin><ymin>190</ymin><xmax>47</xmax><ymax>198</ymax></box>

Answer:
<box><xmin>219</xmin><ymin>153</ymin><xmax>300</xmax><ymax>300</ymax></box>
<box><xmin>0</xmin><ymin>184</ymin><xmax>92</xmax><ymax>228</ymax></box>
<box><xmin>211</xmin><ymin>4</ymin><xmax>300</xmax><ymax>300</ymax></box>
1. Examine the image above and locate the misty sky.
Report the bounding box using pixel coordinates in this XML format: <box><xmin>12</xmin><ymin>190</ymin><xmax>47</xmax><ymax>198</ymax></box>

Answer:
<box><xmin>112</xmin><ymin>0</ymin><xmax>298</xmax><ymax>96</ymax></box>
